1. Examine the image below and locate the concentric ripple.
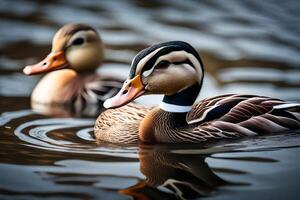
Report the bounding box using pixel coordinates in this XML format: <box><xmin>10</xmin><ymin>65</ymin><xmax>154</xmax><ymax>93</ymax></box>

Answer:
<box><xmin>0</xmin><ymin>110</ymin><xmax>138</xmax><ymax>158</ymax></box>
<box><xmin>0</xmin><ymin>109</ymin><xmax>34</xmax><ymax>126</ymax></box>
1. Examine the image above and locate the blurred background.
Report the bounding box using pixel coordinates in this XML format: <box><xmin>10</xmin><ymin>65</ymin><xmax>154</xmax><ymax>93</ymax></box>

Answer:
<box><xmin>0</xmin><ymin>0</ymin><xmax>300</xmax><ymax>101</ymax></box>
<box><xmin>1</xmin><ymin>1</ymin><xmax>300</xmax><ymax>200</ymax></box>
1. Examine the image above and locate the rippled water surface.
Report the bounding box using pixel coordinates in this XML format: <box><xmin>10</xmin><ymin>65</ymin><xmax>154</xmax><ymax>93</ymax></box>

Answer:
<box><xmin>1</xmin><ymin>0</ymin><xmax>300</xmax><ymax>199</ymax></box>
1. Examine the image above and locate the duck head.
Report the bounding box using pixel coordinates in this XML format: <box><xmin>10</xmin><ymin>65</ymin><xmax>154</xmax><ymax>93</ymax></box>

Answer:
<box><xmin>23</xmin><ymin>23</ymin><xmax>104</xmax><ymax>75</ymax></box>
<box><xmin>104</xmin><ymin>41</ymin><xmax>204</xmax><ymax>110</ymax></box>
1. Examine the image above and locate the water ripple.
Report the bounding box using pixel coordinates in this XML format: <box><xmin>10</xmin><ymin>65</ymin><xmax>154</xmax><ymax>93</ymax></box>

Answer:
<box><xmin>13</xmin><ymin>117</ymin><xmax>138</xmax><ymax>158</ymax></box>
<box><xmin>76</xmin><ymin>127</ymin><xmax>95</xmax><ymax>141</ymax></box>
<box><xmin>0</xmin><ymin>109</ymin><xmax>34</xmax><ymax>126</ymax></box>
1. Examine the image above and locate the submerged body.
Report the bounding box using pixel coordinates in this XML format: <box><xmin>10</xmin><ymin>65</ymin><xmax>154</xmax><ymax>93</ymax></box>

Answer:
<box><xmin>95</xmin><ymin>41</ymin><xmax>300</xmax><ymax>144</ymax></box>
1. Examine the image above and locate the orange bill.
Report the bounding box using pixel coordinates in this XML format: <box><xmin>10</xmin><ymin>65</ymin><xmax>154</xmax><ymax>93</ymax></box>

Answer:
<box><xmin>23</xmin><ymin>51</ymin><xmax>68</xmax><ymax>75</ymax></box>
<box><xmin>104</xmin><ymin>75</ymin><xmax>145</xmax><ymax>109</ymax></box>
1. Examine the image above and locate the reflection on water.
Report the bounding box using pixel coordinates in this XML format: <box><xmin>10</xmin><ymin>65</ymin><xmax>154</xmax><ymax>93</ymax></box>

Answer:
<box><xmin>128</xmin><ymin>145</ymin><xmax>230</xmax><ymax>199</ymax></box>
<box><xmin>1</xmin><ymin>105</ymin><xmax>300</xmax><ymax>199</ymax></box>
<box><xmin>1</xmin><ymin>0</ymin><xmax>300</xmax><ymax>199</ymax></box>
<box><xmin>31</xmin><ymin>102</ymin><xmax>105</xmax><ymax>118</ymax></box>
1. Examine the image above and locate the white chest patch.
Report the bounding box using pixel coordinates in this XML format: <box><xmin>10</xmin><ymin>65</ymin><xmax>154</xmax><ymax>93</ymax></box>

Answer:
<box><xmin>159</xmin><ymin>102</ymin><xmax>192</xmax><ymax>113</ymax></box>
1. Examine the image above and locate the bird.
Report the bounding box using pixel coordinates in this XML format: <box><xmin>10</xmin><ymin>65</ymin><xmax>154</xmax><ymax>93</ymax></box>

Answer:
<box><xmin>23</xmin><ymin>23</ymin><xmax>123</xmax><ymax>113</ymax></box>
<box><xmin>94</xmin><ymin>41</ymin><xmax>300</xmax><ymax>144</ymax></box>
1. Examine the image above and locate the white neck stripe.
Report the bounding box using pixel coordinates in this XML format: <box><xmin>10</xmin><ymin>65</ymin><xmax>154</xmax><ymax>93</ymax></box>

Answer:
<box><xmin>159</xmin><ymin>102</ymin><xmax>192</xmax><ymax>113</ymax></box>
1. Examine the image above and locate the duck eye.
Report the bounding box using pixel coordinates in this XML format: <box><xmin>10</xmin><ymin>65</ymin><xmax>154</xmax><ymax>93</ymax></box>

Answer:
<box><xmin>72</xmin><ymin>38</ymin><xmax>84</xmax><ymax>46</ymax></box>
<box><xmin>155</xmin><ymin>60</ymin><xmax>170</xmax><ymax>69</ymax></box>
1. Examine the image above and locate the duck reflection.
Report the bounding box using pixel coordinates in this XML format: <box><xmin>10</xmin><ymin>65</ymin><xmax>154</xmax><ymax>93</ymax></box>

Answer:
<box><xmin>121</xmin><ymin>145</ymin><xmax>228</xmax><ymax>200</ymax></box>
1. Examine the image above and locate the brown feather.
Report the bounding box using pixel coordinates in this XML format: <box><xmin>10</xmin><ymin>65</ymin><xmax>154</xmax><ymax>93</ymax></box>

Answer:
<box><xmin>139</xmin><ymin>94</ymin><xmax>300</xmax><ymax>143</ymax></box>
<box><xmin>94</xmin><ymin>103</ymin><xmax>152</xmax><ymax>143</ymax></box>
<box><xmin>95</xmin><ymin>94</ymin><xmax>300</xmax><ymax>144</ymax></box>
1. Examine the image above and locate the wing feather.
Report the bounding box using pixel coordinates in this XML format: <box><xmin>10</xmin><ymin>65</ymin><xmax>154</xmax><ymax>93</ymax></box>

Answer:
<box><xmin>186</xmin><ymin>94</ymin><xmax>299</xmax><ymax>139</ymax></box>
<box><xmin>71</xmin><ymin>75</ymin><xmax>123</xmax><ymax>111</ymax></box>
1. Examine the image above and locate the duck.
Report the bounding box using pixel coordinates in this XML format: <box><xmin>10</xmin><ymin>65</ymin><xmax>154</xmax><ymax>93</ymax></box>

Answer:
<box><xmin>23</xmin><ymin>23</ymin><xmax>123</xmax><ymax>111</ymax></box>
<box><xmin>95</xmin><ymin>41</ymin><xmax>300</xmax><ymax>144</ymax></box>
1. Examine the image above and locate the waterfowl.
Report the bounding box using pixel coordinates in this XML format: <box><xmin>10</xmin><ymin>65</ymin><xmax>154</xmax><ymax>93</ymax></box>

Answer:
<box><xmin>95</xmin><ymin>41</ymin><xmax>300</xmax><ymax>144</ymax></box>
<box><xmin>23</xmin><ymin>23</ymin><xmax>122</xmax><ymax>110</ymax></box>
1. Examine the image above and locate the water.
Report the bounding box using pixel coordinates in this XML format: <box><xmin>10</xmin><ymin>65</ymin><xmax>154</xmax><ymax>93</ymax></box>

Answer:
<box><xmin>1</xmin><ymin>0</ymin><xmax>300</xmax><ymax>199</ymax></box>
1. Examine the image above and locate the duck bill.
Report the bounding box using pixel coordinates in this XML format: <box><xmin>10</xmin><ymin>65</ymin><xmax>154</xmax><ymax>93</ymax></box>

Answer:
<box><xmin>23</xmin><ymin>51</ymin><xmax>68</xmax><ymax>75</ymax></box>
<box><xmin>104</xmin><ymin>75</ymin><xmax>145</xmax><ymax>109</ymax></box>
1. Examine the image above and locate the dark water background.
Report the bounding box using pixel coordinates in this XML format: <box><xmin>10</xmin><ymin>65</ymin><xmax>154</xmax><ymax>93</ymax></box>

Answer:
<box><xmin>1</xmin><ymin>0</ymin><xmax>300</xmax><ymax>199</ymax></box>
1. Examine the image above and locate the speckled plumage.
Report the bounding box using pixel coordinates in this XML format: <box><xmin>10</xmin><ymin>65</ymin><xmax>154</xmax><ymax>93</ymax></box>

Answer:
<box><xmin>94</xmin><ymin>41</ymin><xmax>300</xmax><ymax>144</ymax></box>
<box><xmin>94</xmin><ymin>94</ymin><xmax>300</xmax><ymax>144</ymax></box>
<box><xmin>94</xmin><ymin>103</ymin><xmax>152</xmax><ymax>143</ymax></box>
<box><xmin>142</xmin><ymin>94</ymin><xmax>300</xmax><ymax>143</ymax></box>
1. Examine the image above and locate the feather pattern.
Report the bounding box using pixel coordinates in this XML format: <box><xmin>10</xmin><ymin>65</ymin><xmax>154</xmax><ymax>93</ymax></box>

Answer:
<box><xmin>149</xmin><ymin>94</ymin><xmax>300</xmax><ymax>143</ymax></box>
<box><xmin>67</xmin><ymin>74</ymin><xmax>123</xmax><ymax>112</ymax></box>
<box><xmin>94</xmin><ymin>103</ymin><xmax>152</xmax><ymax>143</ymax></box>
<box><xmin>94</xmin><ymin>94</ymin><xmax>300</xmax><ymax>144</ymax></box>
<box><xmin>94</xmin><ymin>40</ymin><xmax>300</xmax><ymax>144</ymax></box>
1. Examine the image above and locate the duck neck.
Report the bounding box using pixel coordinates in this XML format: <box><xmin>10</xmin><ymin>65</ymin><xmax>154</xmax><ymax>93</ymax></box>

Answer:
<box><xmin>159</xmin><ymin>83</ymin><xmax>201</xmax><ymax>114</ymax></box>
<box><xmin>140</xmin><ymin>83</ymin><xmax>202</xmax><ymax>143</ymax></box>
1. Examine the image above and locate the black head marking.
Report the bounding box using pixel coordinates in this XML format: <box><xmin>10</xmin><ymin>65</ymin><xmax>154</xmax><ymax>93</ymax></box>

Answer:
<box><xmin>162</xmin><ymin>83</ymin><xmax>202</xmax><ymax>106</ymax></box>
<box><xmin>129</xmin><ymin>42</ymin><xmax>170</xmax><ymax>78</ymax></box>
<box><xmin>129</xmin><ymin>41</ymin><xmax>205</xmax><ymax>107</ymax></box>
<box><xmin>129</xmin><ymin>41</ymin><xmax>204</xmax><ymax>79</ymax></box>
